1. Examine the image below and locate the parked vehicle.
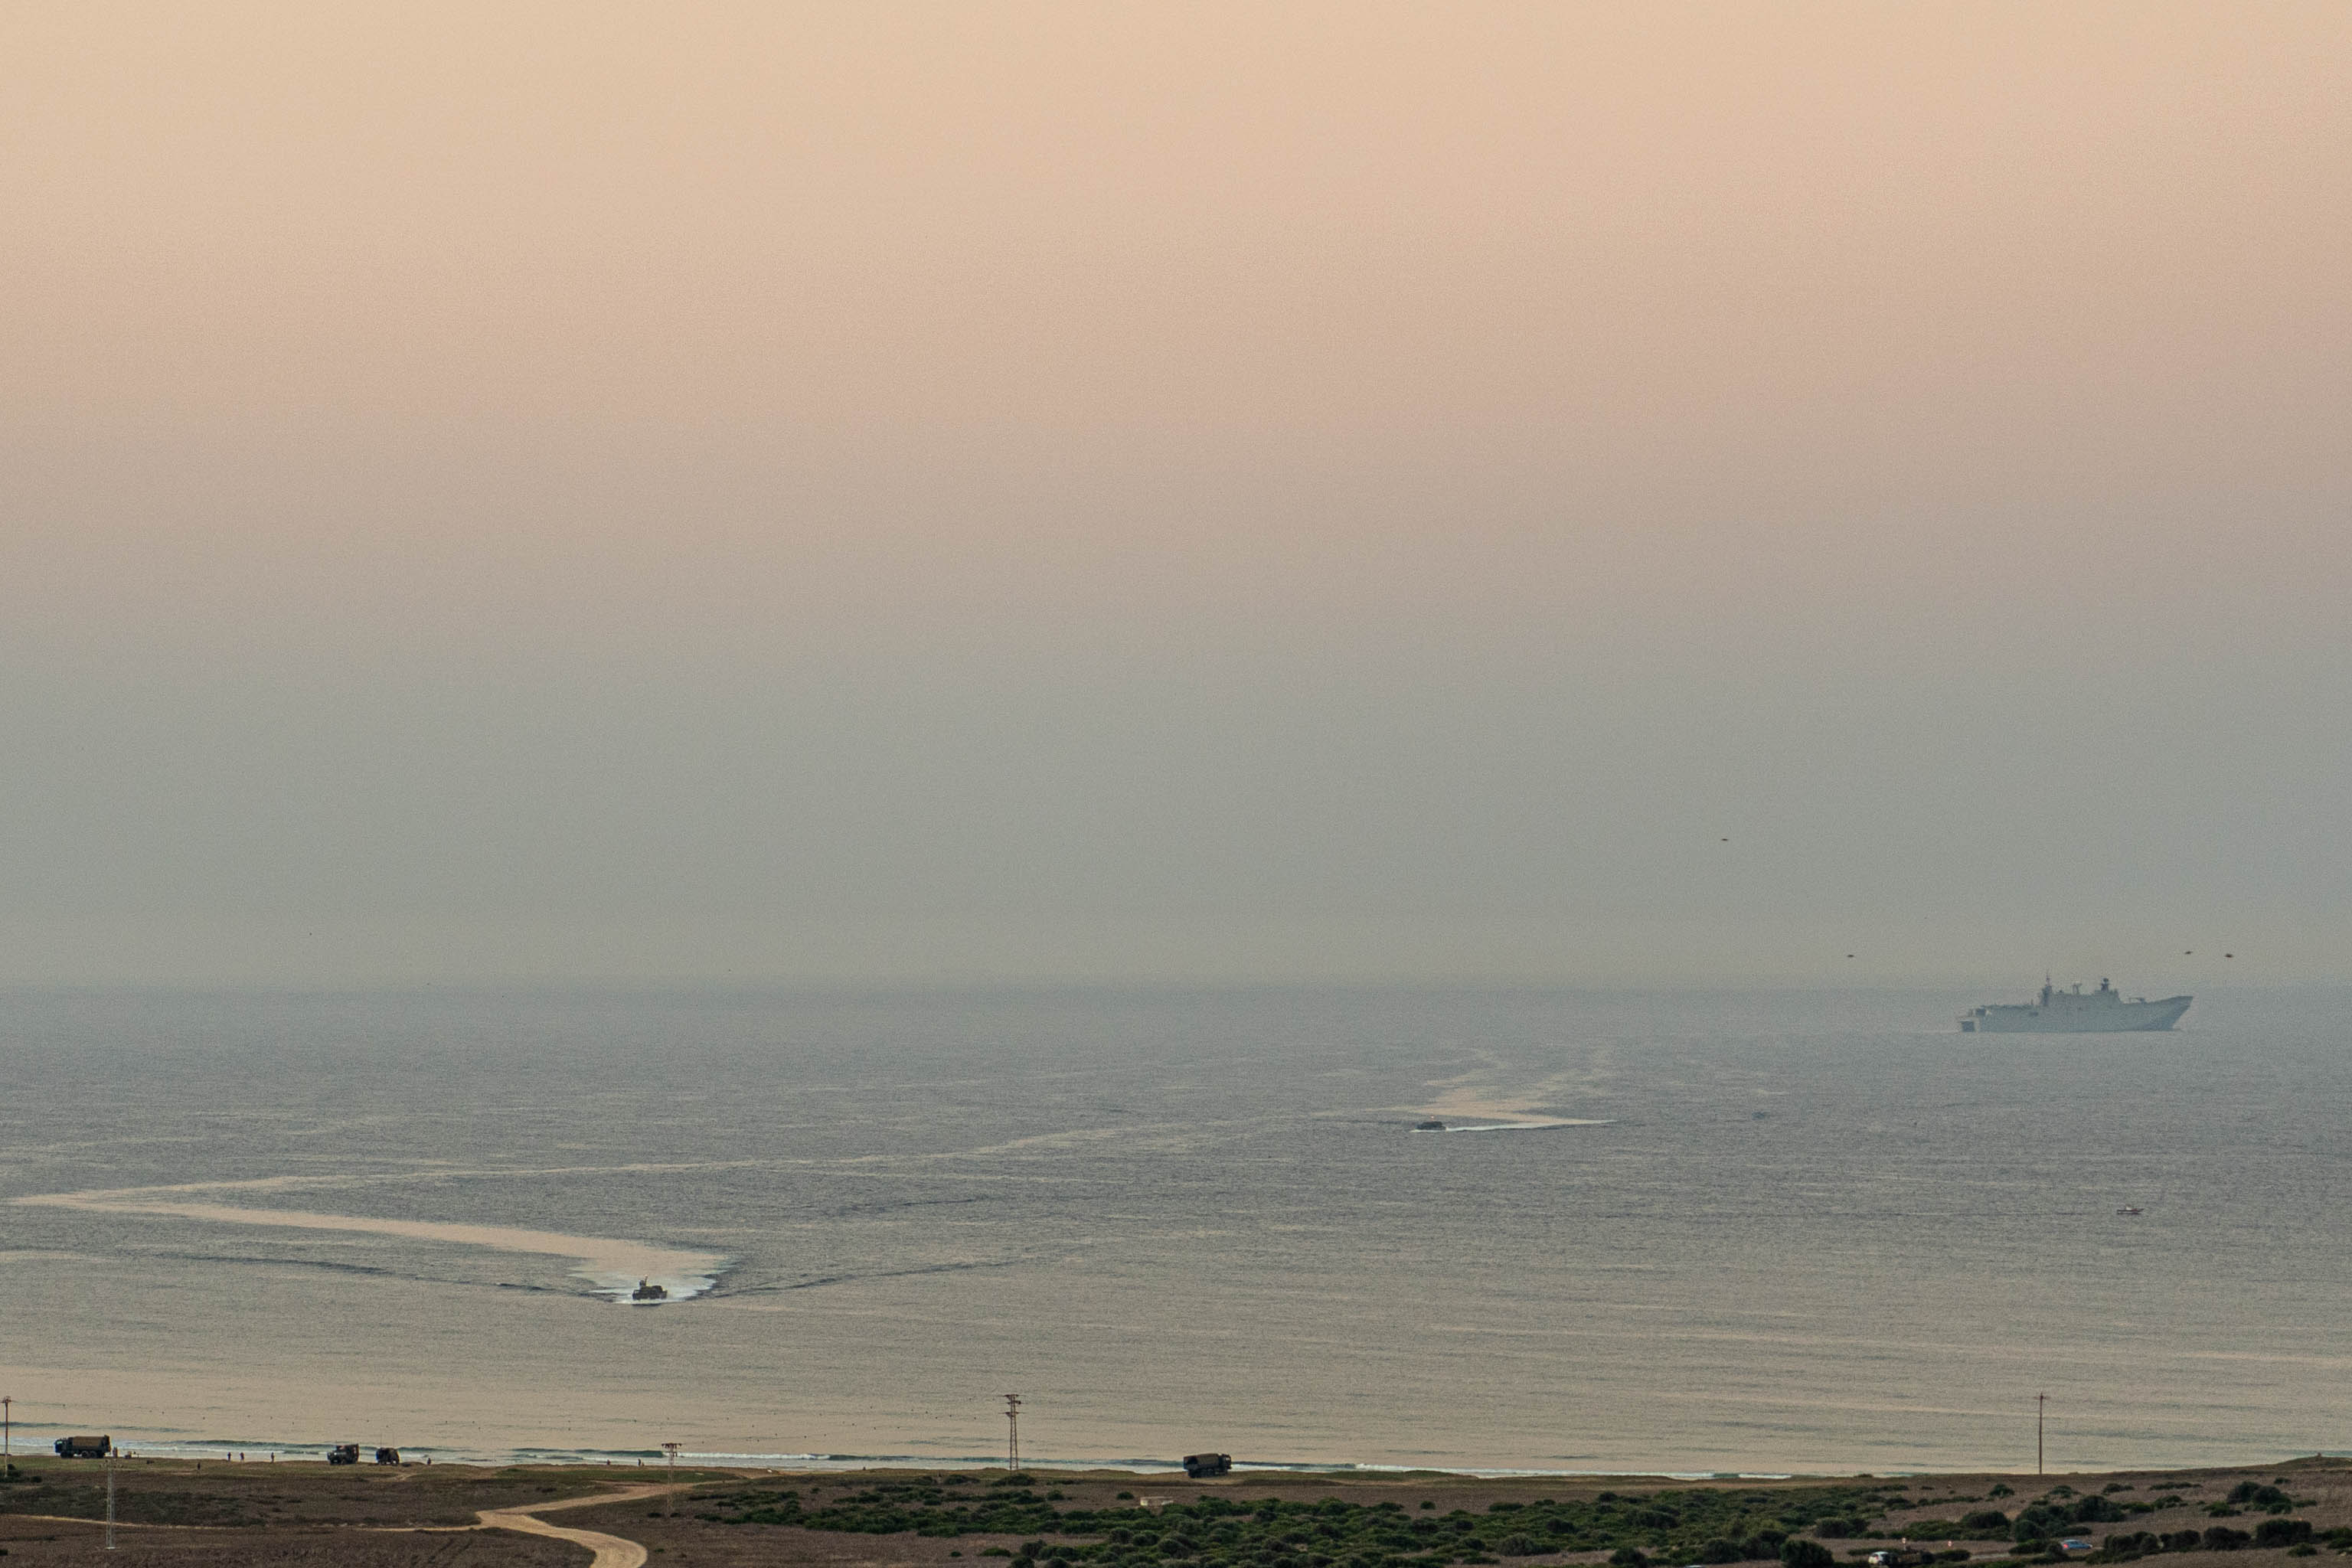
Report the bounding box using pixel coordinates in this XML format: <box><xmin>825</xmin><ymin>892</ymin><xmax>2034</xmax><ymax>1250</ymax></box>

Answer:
<box><xmin>54</xmin><ymin>1436</ymin><xmax>111</xmax><ymax>1459</ymax></box>
<box><xmin>327</xmin><ymin>1443</ymin><xmax>362</xmax><ymax>1465</ymax></box>
<box><xmin>1181</xmin><ymin>1452</ymin><xmax>1232</xmax><ymax>1478</ymax></box>
<box><xmin>374</xmin><ymin>1447</ymin><xmax>402</xmax><ymax>1465</ymax></box>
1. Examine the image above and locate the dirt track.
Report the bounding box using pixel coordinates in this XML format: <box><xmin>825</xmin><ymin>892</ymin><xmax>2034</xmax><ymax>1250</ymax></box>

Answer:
<box><xmin>479</xmin><ymin>1484</ymin><xmax>685</xmax><ymax>1568</ymax></box>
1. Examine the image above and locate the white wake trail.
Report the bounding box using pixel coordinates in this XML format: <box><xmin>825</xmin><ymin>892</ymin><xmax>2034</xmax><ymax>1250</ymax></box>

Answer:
<box><xmin>15</xmin><ymin>1186</ymin><xmax>726</xmax><ymax>1304</ymax></box>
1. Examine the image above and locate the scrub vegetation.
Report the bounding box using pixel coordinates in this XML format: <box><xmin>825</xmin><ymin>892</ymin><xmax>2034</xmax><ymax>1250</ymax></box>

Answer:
<box><xmin>692</xmin><ymin>1474</ymin><xmax>1929</xmax><ymax>1568</ymax></box>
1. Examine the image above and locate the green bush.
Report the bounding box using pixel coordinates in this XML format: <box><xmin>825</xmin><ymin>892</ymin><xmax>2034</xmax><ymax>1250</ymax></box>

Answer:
<box><xmin>1782</xmin><ymin>1539</ymin><xmax>1836</xmax><ymax>1568</ymax></box>
<box><xmin>2013</xmin><ymin>1508</ymin><xmax>2069</xmax><ymax>1544</ymax></box>
<box><xmin>682</xmin><ymin>1474</ymin><xmax>1912</xmax><ymax>1568</ymax></box>
<box><xmin>2252</xmin><ymin>1521</ymin><xmax>2311</xmax><ymax>1550</ymax></box>
<box><xmin>1960</xmin><ymin>1514</ymin><xmax>2012</xmax><ymax>1536</ymax></box>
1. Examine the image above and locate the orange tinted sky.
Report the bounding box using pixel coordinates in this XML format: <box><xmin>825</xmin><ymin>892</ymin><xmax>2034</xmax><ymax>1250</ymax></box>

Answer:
<box><xmin>2</xmin><ymin>3</ymin><xmax>2347</xmax><ymax>982</ymax></box>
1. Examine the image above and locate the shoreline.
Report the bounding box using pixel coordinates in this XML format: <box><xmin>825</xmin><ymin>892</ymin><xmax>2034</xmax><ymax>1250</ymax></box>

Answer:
<box><xmin>21</xmin><ymin>1436</ymin><xmax>2350</xmax><ymax>1478</ymax></box>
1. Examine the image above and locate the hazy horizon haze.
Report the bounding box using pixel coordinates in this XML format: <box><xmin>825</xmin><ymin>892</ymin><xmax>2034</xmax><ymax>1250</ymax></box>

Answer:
<box><xmin>5</xmin><ymin>2</ymin><xmax>2347</xmax><ymax>985</ymax></box>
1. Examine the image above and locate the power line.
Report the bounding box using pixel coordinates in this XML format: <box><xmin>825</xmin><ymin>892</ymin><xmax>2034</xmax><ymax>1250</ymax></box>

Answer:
<box><xmin>1002</xmin><ymin>1393</ymin><xmax>1023</xmax><ymax>1473</ymax></box>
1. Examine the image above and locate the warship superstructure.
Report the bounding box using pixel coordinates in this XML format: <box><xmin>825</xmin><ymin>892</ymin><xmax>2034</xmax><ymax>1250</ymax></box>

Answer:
<box><xmin>1959</xmin><ymin>978</ymin><xmax>2190</xmax><ymax>1033</ymax></box>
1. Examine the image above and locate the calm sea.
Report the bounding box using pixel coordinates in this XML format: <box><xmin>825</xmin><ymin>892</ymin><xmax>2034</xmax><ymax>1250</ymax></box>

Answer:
<box><xmin>2</xmin><ymin>985</ymin><xmax>2347</xmax><ymax>1475</ymax></box>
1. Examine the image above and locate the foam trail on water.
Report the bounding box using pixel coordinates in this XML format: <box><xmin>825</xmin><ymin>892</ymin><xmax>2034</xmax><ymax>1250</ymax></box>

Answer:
<box><xmin>15</xmin><ymin>1187</ymin><xmax>725</xmax><ymax>1303</ymax></box>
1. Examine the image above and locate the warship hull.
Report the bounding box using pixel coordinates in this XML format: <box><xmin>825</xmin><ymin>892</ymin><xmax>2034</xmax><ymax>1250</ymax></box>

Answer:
<box><xmin>1960</xmin><ymin>982</ymin><xmax>2190</xmax><ymax>1033</ymax></box>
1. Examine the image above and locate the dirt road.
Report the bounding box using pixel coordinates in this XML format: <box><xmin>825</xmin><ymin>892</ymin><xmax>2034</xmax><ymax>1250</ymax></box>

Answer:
<box><xmin>479</xmin><ymin>1483</ymin><xmax>685</xmax><ymax>1568</ymax></box>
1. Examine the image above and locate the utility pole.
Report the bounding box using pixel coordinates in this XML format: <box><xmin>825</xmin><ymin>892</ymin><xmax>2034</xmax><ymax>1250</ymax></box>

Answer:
<box><xmin>2</xmin><ymin>1394</ymin><xmax>11</xmax><ymax>1467</ymax></box>
<box><xmin>661</xmin><ymin>1441</ymin><xmax>681</xmax><ymax>1484</ymax></box>
<box><xmin>1001</xmin><ymin>1393</ymin><xmax>1022</xmax><ymax>1474</ymax></box>
<box><xmin>106</xmin><ymin>1443</ymin><xmax>117</xmax><ymax>1551</ymax></box>
<box><xmin>2037</xmin><ymin>1393</ymin><xmax>2047</xmax><ymax>1476</ymax></box>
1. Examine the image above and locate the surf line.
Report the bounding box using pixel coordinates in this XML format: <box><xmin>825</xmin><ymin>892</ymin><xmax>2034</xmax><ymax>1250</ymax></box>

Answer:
<box><xmin>14</xmin><ymin>1186</ymin><xmax>726</xmax><ymax>1303</ymax></box>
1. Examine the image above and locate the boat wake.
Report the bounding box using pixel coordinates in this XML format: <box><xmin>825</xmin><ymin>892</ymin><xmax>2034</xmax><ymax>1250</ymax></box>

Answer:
<box><xmin>15</xmin><ymin>1184</ymin><xmax>727</xmax><ymax>1304</ymax></box>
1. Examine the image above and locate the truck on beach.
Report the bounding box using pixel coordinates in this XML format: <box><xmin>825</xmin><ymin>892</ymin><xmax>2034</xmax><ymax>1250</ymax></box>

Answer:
<box><xmin>327</xmin><ymin>1444</ymin><xmax>362</xmax><ymax>1465</ymax></box>
<box><xmin>53</xmin><ymin>1436</ymin><xmax>111</xmax><ymax>1459</ymax></box>
<box><xmin>1181</xmin><ymin>1452</ymin><xmax>1232</xmax><ymax>1478</ymax></box>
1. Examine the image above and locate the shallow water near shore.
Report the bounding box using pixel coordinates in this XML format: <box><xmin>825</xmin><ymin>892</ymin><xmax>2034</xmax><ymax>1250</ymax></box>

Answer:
<box><xmin>2</xmin><ymin>984</ymin><xmax>2348</xmax><ymax>1473</ymax></box>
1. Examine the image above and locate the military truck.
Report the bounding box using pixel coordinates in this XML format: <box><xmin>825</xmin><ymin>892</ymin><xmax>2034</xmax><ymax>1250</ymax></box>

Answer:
<box><xmin>1181</xmin><ymin>1452</ymin><xmax>1232</xmax><ymax>1478</ymax></box>
<box><xmin>374</xmin><ymin>1447</ymin><xmax>402</xmax><ymax>1465</ymax></box>
<box><xmin>54</xmin><ymin>1436</ymin><xmax>111</xmax><ymax>1459</ymax></box>
<box><xmin>327</xmin><ymin>1443</ymin><xmax>363</xmax><ymax>1465</ymax></box>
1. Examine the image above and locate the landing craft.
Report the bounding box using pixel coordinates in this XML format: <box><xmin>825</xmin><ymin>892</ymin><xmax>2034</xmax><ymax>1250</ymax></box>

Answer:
<box><xmin>1959</xmin><ymin>978</ymin><xmax>2190</xmax><ymax>1033</ymax></box>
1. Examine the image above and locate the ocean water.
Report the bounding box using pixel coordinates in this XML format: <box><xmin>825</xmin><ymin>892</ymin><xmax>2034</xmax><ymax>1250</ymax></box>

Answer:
<box><xmin>2</xmin><ymin>984</ymin><xmax>2348</xmax><ymax>1475</ymax></box>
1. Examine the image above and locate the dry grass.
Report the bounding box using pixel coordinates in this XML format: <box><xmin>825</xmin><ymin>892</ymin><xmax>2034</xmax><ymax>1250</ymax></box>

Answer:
<box><xmin>0</xmin><ymin>1511</ymin><xmax>586</xmax><ymax>1564</ymax></box>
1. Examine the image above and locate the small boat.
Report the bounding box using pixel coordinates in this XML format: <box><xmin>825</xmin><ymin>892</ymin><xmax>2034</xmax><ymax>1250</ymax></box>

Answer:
<box><xmin>2116</xmin><ymin>1206</ymin><xmax>2145</xmax><ymax>1217</ymax></box>
<box><xmin>1414</xmin><ymin>1119</ymin><xmax>1446</xmax><ymax>1131</ymax></box>
<box><xmin>631</xmin><ymin>1279</ymin><xmax>669</xmax><ymax>1301</ymax></box>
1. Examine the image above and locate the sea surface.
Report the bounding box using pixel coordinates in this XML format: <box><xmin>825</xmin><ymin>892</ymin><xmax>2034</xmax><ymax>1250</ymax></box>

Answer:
<box><xmin>2</xmin><ymin>985</ymin><xmax>2348</xmax><ymax>1475</ymax></box>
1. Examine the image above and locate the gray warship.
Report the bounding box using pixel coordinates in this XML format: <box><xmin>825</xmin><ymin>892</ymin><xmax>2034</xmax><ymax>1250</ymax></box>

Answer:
<box><xmin>1959</xmin><ymin>978</ymin><xmax>2190</xmax><ymax>1033</ymax></box>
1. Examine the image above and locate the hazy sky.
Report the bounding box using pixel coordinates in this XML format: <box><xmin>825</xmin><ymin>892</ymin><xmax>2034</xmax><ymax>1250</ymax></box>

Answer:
<box><xmin>5</xmin><ymin>2</ymin><xmax>2347</xmax><ymax>985</ymax></box>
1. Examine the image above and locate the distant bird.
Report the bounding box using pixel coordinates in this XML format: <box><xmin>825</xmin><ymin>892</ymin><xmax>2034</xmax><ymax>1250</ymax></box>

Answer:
<box><xmin>2226</xmin><ymin>952</ymin><xmax>2234</xmax><ymax>959</ymax></box>
<box><xmin>1720</xmin><ymin>838</ymin><xmax>1729</xmax><ymax>842</ymax></box>
<box><xmin>2184</xmin><ymin>950</ymin><xmax>2193</xmax><ymax>955</ymax></box>
<box><xmin>1846</xmin><ymin>954</ymin><xmax>1855</xmax><ymax>959</ymax></box>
